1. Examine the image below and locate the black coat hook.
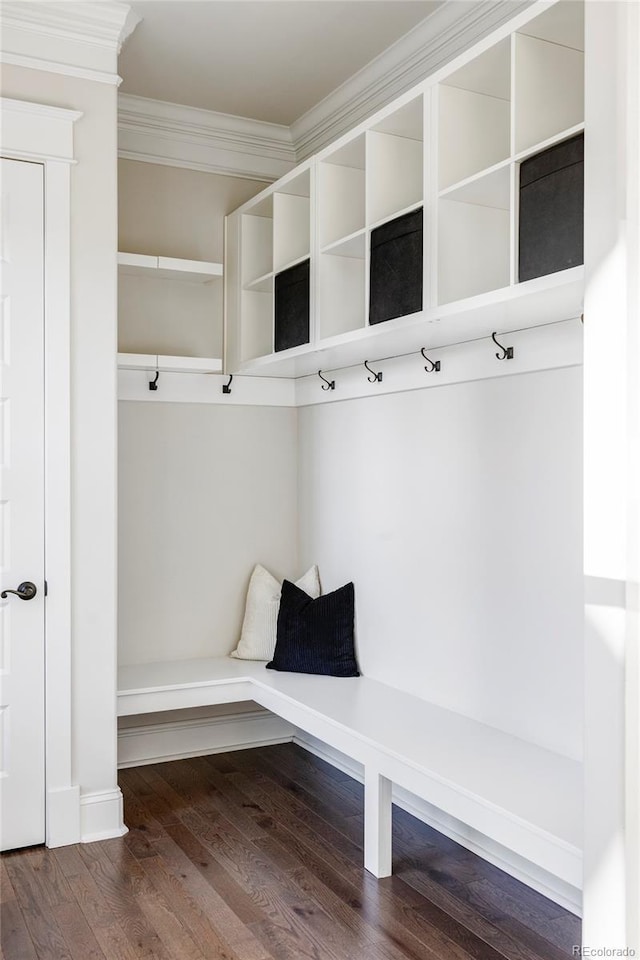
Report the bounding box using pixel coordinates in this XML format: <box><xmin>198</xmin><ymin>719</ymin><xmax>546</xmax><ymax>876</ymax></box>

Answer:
<box><xmin>364</xmin><ymin>360</ymin><xmax>383</xmax><ymax>383</ymax></box>
<box><xmin>491</xmin><ymin>331</ymin><xmax>514</xmax><ymax>360</ymax></box>
<box><xmin>318</xmin><ymin>370</ymin><xmax>335</xmax><ymax>391</ymax></box>
<box><xmin>222</xmin><ymin>374</ymin><xmax>233</xmax><ymax>394</ymax></box>
<box><xmin>420</xmin><ymin>348</ymin><xmax>441</xmax><ymax>373</ymax></box>
<box><xmin>149</xmin><ymin>359</ymin><xmax>159</xmax><ymax>391</ymax></box>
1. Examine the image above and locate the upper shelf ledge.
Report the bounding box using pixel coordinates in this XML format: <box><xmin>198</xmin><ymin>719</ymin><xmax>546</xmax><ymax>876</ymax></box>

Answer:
<box><xmin>118</xmin><ymin>252</ymin><xmax>223</xmax><ymax>282</ymax></box>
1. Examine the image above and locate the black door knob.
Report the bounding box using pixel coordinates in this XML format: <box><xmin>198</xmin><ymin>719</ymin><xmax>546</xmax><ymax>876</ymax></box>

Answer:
<box><xmin>1</xmin><ymin>581</ymin><xmax>37</xmax><ymax>601</ymax></box>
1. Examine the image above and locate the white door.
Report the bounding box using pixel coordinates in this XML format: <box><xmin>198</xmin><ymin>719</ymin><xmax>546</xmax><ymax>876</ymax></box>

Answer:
<box><xmin>0</xmin><ymin>158</ymin><xmax>46</xmax><ymax>850</ymax></box>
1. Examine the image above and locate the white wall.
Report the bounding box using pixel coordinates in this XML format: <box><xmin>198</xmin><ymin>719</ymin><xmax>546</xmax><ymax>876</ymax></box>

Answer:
<box><xmin>0</xmin><ymin>64</ymin><xmax>121</xmax><ymax>826</ymax></box>
<box><xmin>118</xmin><ymin>401</ymin><xmax>298</xmax><ymax>665</ymax></box>
<box><xmin>118</xmin><ymin>159</ymin><xmax>262</xmax><ymax>262</ymax></box>
<box><xmin>582</xmin><ymin>1</ymin><xmax>640</xmax><ymax>947</ymax></box>
<box><xmin>298</xmin><ymin>366</ymin><xmax>584</xmax><ymax>761</ymax></box>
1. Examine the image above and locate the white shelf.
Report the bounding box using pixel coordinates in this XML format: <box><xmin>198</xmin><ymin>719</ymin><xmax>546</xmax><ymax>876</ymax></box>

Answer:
<box><xmin>513</xmin><ymin>122</ymin><xmax>585</xmax><ymax>165</ymax></box>
<box><xmin>117</xmin><ymin>353</ymin><xmax>223</xmax><ymax>374</ymax></box>
<box><xmin>244</xmin><ymin>270</ymin><xmax>273</xmax><ymax>293</ymax></box>
<box><xmin>321</xmin><ymin>229</ymin><xmax>366</xmax><ymax>259</ymax></box>
<box><xmin>368</xmin><ymin>201</ymin><xmax>423</xmax><ymax>234</ymax></box>
<box><xmin>274</xmin><ymin>253</ymin><xmax>311</xmax><ymax>277</ymax></box>
<box><xmin>439</xmin><ymin>157</ymin><xmax>512</xmax><ymax>201</ymax></box>
<box><xmin>118</xmin><ymin>253</ymin><xmax>223</xmax><ymax>283</ymax></box>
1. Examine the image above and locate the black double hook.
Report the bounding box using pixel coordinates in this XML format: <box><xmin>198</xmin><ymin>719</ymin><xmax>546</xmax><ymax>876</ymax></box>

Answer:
<box><xmin>364</xmin><ymin>360</ymin><xmax>383</xmax><ymax>383</ymax></box>
<box><xmin>420</xmin><ymin>348</ymin><xmax>441</xmax><ymax>373</ymax></box>
<box><xmin>491</xmin><ymin>331</ymin><xmax>514</xmax><ymax>360</ymax></box>
<box><xmin>318</xmin><ymin>370</ymin><xmax>335</xmax><ymax>391</ymax></box>
<box><xmin>222</xmin><ymin>374</ymin><xmax>233</xmax><ymax>395</ymax></box>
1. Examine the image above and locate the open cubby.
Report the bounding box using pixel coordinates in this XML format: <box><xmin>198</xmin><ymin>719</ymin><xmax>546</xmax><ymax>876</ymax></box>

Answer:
<box><xmin>438</xmin><ymin>39</ymin><xmax>511</xmax><ymax>190</ymax></box>
<box><xmin>318</xmin><ymin>252</ymin><xmax>365</xmax><ymax>341</ymax></box>
<box><xmin>241</xmin><ymin>207</ymin><xmax>273</xmax><ymax>286</ymax></box>
<box><xmin>118</xmin><ymin>272</ymin><xmax>223</xmax><ymax>359</ymax></box>
<box><xmin>438</xmin><ymin>166</ymin><xmax>510</xmax><ymax>304</ymax></box>
<box><xmin>319</xmin><ymin>135</ymin><xmax>366</xmax><ymax>249</ymax></box>
<box><xmin>117</xmin><ymin>254</ymin><xmax>225</xmax><ymax>365</ymax></box>
<box><xmin>240</xmin><ymin>288</ymin><xmax>273</xmax><ymax>361</ymax></box>
<box><xmin>367</xmin><ymin>97</ymin><xmax>423</xmax><ymax>226</ymax></box>
<box><xmin>273</xmin><ymin>171</ymin><xmax>311</xmax><ymax>273</ymax></box>
<box><xmin>273</xmin><ymin>170</ymin><xmax>311</xmax><ymax>270</ymax></box>
<box><xmin>514</xmin><ymin>2</ymin><xmax>584</xmax><ymax>154</ymax></box>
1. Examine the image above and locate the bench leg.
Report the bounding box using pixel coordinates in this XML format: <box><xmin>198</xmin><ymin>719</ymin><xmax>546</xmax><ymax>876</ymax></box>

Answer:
<box><xmin>364</xmin><ymin>769</ymin><xmax>392</xmax><ymax>878</ymax></box>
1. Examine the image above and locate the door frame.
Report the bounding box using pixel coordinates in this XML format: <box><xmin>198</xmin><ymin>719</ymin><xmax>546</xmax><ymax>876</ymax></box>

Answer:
<box><xmin>1</xmin><ymin>98</ymin><xmax>82</xmax><ymax>846</ymax></box>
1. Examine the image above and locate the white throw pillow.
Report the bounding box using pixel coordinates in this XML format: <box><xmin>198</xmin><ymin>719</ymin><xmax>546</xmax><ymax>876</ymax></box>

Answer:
<box><xmin>231</xmin><ymin>564</ymin><xmax>320</xmax><ymax>661</ymax></box>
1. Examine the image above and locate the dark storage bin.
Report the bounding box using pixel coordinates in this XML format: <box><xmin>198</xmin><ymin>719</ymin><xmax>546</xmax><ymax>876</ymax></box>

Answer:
<box><xmin>369</xmin><ymin>207</ymin><xmax>423</xmax><ymax>326</ymax></box>
<box><xmin>518</xmin><ymin>133</ymin><xmax>583</xmax><ymax>283</ymax></box>
<box><xmin>274</xmin><ymin>259</ymin><xmax>310</xmax><ymax>352</ymax></box>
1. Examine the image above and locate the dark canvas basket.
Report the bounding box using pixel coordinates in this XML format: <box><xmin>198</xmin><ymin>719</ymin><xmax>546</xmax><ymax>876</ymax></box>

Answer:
<box><xmin>274</xmin><ymin>259</ymin><xmax>310</xmax><ymax>352</ymax></box>
<box><xmin>369</xmin><ymin>207</ymin><xmax>423</xmax><ymax>326</ymax></box>
<box><xmin>518</xmin><ymin>133</ymin><xmax>584</xmax><ymax>283</ymax></box>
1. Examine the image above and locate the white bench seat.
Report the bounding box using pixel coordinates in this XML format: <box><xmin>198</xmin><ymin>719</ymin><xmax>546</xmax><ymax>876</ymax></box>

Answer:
<box><xmin>117</xmin><ymin>656</ymin><xmax>582</xmax><ymax>898</ymax></box>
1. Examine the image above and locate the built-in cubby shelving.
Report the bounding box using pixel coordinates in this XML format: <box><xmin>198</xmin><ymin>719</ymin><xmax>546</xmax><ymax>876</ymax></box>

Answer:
<box><xmin>224</xmin><ymin>0</ymin><xmax>584</xmax><ymax>379</ymax></box>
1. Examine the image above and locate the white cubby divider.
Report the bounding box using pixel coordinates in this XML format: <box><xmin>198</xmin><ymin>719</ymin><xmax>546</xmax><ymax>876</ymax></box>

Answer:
<box><xmin>224</xmin><ymin>0</ymin><xmax>585</xmax><ymax>378</ymax></box>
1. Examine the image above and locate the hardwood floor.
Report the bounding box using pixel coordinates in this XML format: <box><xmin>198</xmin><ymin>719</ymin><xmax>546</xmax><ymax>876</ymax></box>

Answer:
<box><xmin>1</xmin><ymin>743</ymin><xmax>581</xmax><ymax>960</ymax></box>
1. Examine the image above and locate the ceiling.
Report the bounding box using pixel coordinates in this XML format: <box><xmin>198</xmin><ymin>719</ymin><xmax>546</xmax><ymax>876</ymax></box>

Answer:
<box><xmin>119</xmin><ymin>1</ymin><xmax>442</xmax><ymax>126</ymax></box>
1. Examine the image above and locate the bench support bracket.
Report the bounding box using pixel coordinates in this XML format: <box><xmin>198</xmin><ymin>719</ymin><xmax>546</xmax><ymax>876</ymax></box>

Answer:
<box><xmin>364</xmin><ymin>769</ymin><xmax>392</xmax><ymax>878</ymax></box>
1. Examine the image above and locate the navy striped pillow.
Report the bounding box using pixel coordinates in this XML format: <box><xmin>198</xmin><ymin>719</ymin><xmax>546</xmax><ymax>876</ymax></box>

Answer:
<box><xmin>266</xmin><ymin>579</ymin><xmax>359</xmax><ymax>677</ymax></box>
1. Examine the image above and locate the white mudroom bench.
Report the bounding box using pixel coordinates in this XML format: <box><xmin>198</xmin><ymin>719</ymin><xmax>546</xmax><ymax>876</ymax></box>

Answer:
<box><xmin>117</xmin><ymin>657</ymin><xmax>581</xmax><ymax>900</ymax></box>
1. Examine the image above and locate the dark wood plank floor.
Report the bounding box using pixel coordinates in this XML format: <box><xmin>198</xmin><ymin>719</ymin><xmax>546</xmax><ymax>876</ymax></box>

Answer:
<box><xmin>1</xmin><ymin>743</ymin><xmax>581</xmax><ymax>960</ymax></box>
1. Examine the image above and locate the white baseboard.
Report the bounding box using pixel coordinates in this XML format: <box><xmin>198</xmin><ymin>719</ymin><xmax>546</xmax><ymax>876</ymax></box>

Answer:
<box><xmin>46</xmin><ymin>785</ymin><xmax>81</xmax><ymax>847</ymax></box>
<box><xmin>293</xmin><ymin>730</ymin><xmax>583</xmax><ymax>918</ymax></box>
<box><xmin>80</xmin><ymin>787</ymin><xmax>128</xmax><ymax>844</ymax></box>
<box><xmin>117</xmin><ymin>708</ymin><xmax>295</xmax><ymax>769</ymax></box>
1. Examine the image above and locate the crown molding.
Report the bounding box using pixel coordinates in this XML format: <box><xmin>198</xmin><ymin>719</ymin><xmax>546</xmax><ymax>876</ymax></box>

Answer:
<box><xmin>291</xmin><ymin>0</ymin><xmax>534</xmax><ymax>160</ymax></box>
<box><xmin>116</xmin><ymin>0</ymin><xmax>534</xmax><ymax>180</ymax></box>
<box><xmin>118</xmin><ymin>94</ymin><xmax>297</xmax><ymax>183</ymax></box>
<box><xmin>1</xmin><ymin>1</ymin><xmax>140</xmax><ymax>79</ymax></box>
<box><xmin>0</xmin><ymin>2</ymin><xmax>140</xmax><ymax>51</ymax></box>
